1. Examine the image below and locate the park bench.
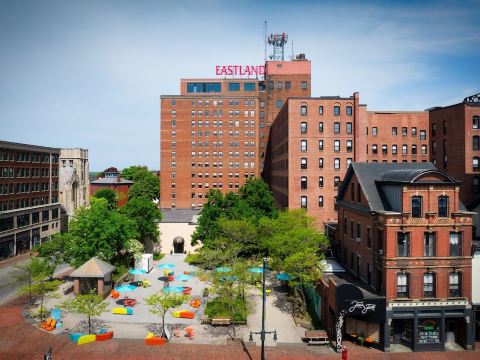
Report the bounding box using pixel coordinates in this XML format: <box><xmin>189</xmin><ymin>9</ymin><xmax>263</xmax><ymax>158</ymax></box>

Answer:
<box><xmin>211</xmin><ymin>318</ymin><xmax>231</xmax><ymax>326</ymax></box>
<box><xmin>304</xmin><ymin>330</ymin><xmax>329</xmax><ymax>345</ymax></box>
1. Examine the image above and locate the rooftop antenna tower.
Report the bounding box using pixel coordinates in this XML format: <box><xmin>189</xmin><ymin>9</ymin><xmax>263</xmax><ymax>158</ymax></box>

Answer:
<box><xmin>267</xmin><ymin>32</ymin><xmax>288</xmax><ymax>60</ymax></box>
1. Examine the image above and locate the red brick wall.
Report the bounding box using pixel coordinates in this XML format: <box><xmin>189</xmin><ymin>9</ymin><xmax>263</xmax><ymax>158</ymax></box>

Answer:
<box><xmin>90</xmin><ymin>183</ymin><xmax>131</xmax><ymax>207</ymax></box>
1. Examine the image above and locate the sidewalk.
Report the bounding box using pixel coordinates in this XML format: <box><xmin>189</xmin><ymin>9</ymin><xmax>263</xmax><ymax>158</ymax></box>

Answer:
<box><xmin>0</xmin><ymin>252</ymin><xmax>30</xmax><ymax>269</ymax></box>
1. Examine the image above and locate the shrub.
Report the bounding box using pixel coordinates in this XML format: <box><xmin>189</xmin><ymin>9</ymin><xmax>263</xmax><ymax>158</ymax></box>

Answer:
<box><xmin>153</xmin><ymin>252</ymin><xmax>164</xmax><ymax>261</ymax></box>
<box><xmin>204</xmin><ymin>297</ymin><xmax>246</xmax><ymax>322</ymax></box>
<box><xmin>184</xmin><ymin>253</ymin><xmax>201</xmax><ymax>265</ymax></box>
<box><xmin>112</xmin><ymin>264</ymin><xmax>128</xmax><ymax>284</ymax></box>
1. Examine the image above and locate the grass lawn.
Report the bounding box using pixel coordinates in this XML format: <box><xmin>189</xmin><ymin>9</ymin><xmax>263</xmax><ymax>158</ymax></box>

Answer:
<box><xmin>204</xmin><ymin>297</ymin><xmax>247</xmax><ymax>322</ymax></box>
<box><xmin>184</xmin><ymin>253</ymin><xmax>201</xmax><ymax>264</ymax></box>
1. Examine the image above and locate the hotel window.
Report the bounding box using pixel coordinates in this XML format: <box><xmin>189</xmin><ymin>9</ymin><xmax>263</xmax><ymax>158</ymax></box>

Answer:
<box><xmin>382</xmin><ymin>144</ymin><xmax>387</xmax><ymax>155</ymax></box>
<box><xmin>412</xmin><ymin>144</ymin><xmax>417</xmax><ymax>155</ymax></box>
<box><xmin>423</xmin><ymin>273</ymin><xmax>435</xmax><ymax>297</ymax></box>
<box><xmin>420</xmin><ymin>130</ymin><xmax>427</xmax><ymax>140</ymax></box>
<box><xmin>392</xmin><ymin>127</ymin><xmax>397</xmax><ymax>135</ymax></box>
<box><xmin>397</xmin><ymin>273</ymin><xmax>408</xmax><ymax>298</ymax></box>
<box><xmin>450</xmin><ymin>232</ymin><xmax>462</xmax><ymax>256</ymax></box>
<box><xmin>334</xmin><ymin>122</ymin><xmax>340</xmax><ymax>134</ymax></box>
<box><xmin>301</xmin><ymin>176</ymin><xmax>307</xmax><ymax>190</ymax></box>
<box><xmin>318</xmin><ymin>196</ymin><xmax>324</xmax><ymax>207</ymax></box>
<box><xmin>412</xmin><ymin>127</ymin><xmax>417</xmax><ymax>136</ymax></box>
<box><xmin>424</xmin><ymin>232</ymin><xmax>436</xmax><ymax>257</ymax></box>
<box><xmin>474</xmin><ymin>176</ymin><xmax>480</xmax><ymax>193</ymax></box>
<box><xmin>347</xmin><ymin>158</ymin><xmax>352</xmax><ymax>167</ymax></box>
<box><xmin>301</xmin><ymin>196</ymin><xmax>307</xmax><ymax>209</ymax></box>
<box><xmin>301</xmin><ymin>122</ymin><xmax>307</xmax><ymax>133</ymax></box>
<box><xmin>346</xmin><ymin>106</ymin><xmax>353</xmax><ymax>116</ymax></box>
<box><xmin>300</xmin><ymin>105</ymin><xmax>307</xmax><ymax>116</ymax></box>
<box><xmin>449</xmin><ymin>272</ymin><xmax>462</xmax><ymax>297</ymax></box>
<box><xmin>421</xmin><ymin>144</ymin><xmax>427</xmax><ymax>154</ymax></box>
<box><xmin>372</xmin><ymin>144</ymin><xmax>378</xmax><ymax>155</ymax></box>
<box><xmin>319</xmin><ymin>106</ymin><xmax>324</xmax><ymax>115</ymax></box>
<box><xmin>334</xmin><ymin>158</ymin><xmax>340</xmax><ymax>170</ymax></box>
<box><xmin>411</xmin><ymin>196</ymin><xmax>422</xmax><ymax>218</ymax></box>
<box><xmin>172</xmin><ymin>141</ymin><xmax>176</xmax><ymax>148</ymax></box>
<box><xmin>319</xmin><ymin>122</ymin><xmax>324</xmax><ymax>133</ymax></box>
<box><xmin>228</xmin><ymin>82</ymin><xmax>240</xmax><ymax>91</ymax></box>
<box><xmin>346</xmin><ymin>140</ymin><xmax>353</xmax><ymax>152</ymax></box>
<box><xmin>334</xmin><ymin>176</ymin><xmax>340</xmax><ymax>189</ymax></box>
<box><xmin>319</xmin><ymin>176</ymin><xmax>324</xmax><ymax>187</ymax></box>
<box><xmin>474</xmin><ymin>116</ymin><xmax>480</xmax><ymax>129</ymax></box>
<box><xmin>392</xmin><ymin>145</ymin><xmax>397</xmax><ymax>154</ymax></box>
<box><xmin>473</xmin><ymin>156</ymin><xmax>479</xmax><ymax>170</ymax></box>
<box><xmin>301</xmin><ymin>81</ymin><xmax>307</xmax><ymax>89</ymax></box>
<box><xmin>333</xmin><ymin>105</ymin><xmax>340</xmax><ymax>116</ymax></box>
<box><xmin>319</xmin><ymin>140</ymin><xmax>324</xmax><ymax>151</ymax></box>
<box><xmin>301</xmin><ymin>158</ymin><xmax>307</xmax><ymax>169</ymax></box>
<box><xmin>334</xmin><ymin>140</ymin><xmax>340</xmax><ymax>152</ymax></box>
<box><xmin>285</xmin><ymin>81</ymin><xmax>291</xmax><ymax>90</ymax></box>
<box><xmin>402</xmin><ymin>144</ymin><xmax>408</xmax><ymax>155</ymax></box>
<box><xmin>397</xmin><ymin>232</ymin><xmax>410</xmax><ymax>257</ymax></box>
<box><xmin>260</xmin><ymin>101</ymin><xmax>265</xmax><ymax>108</ymax></box>
<box><xmin>401</xmin><ymin>127</ymin><xmax>407</xmax><ymax>136</ymax></box>
<box><xmin>301</xmin><ymin>140</ymin><xmax>307</xmax><ymax>152</ymax></box>
<box><xmin>371</xmin><ymin>127</ymin><xmax>377</xmax><ymax>136</ymax></box>
<box><xmin>276</xmin><ymin>99</ymin><xmax>282</xmax><ymax>109</ymax></box>
<box><xmin>244</xmin><ymin>83</ymin><xmax>255</xmax><ymax>91</ymax></box>
<box><xmin>474</xmin><ymin>136</ymin><xmax>480</xmax><ymax>150</ymax></box>
<box><xmin>438</xmin><ymin>196</ymin><xmax>449</xmax><ymax>217</ymax></box>
<box><xmin>319</xmin><ymin>158</ymin><xmax>324</xmax><ymax>168</ymax></box>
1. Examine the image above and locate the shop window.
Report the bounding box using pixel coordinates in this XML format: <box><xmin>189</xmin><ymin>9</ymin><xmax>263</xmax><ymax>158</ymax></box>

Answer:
<box><xmin>424</xmin><ymin>232</ymin><xmax>436</xmax><ymax>257</ymax></box>
<box><xmin>418</xmin><ymin>319</ymin><xmax>440</xmax><ymax>343</ymax></box>
<box><xmin>449</xmin><ymin>272</ymin><xmax>462</xmax><ymax>297</ymax></box>
<box><xmin>397</xmin><ymin>232</ymin><xmax>410</xmax><ymax>257</ymax></box>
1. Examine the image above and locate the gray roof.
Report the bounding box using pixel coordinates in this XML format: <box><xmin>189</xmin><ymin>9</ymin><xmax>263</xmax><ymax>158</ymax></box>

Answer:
<box><xmin>70</xmin><ymin>257</ymin><xmax>115</xmax><ymax>278</ymax></box>
<box><xmin>161</xmin><ymin>209</ymin><xmax>202</xmax><ymax>223</ymax></box>
<box><xmin>339</xmin><ymin>162</ymin><xmax>436</xmax><ymax>212</ymax></box>
<box><xmin>91</xmin><ymin>177</ymin><xmax>134</xmax><ymax>185</ymax></box>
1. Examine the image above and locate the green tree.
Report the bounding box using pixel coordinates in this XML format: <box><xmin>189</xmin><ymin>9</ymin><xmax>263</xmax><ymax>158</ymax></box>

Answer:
<box><xmin>122</xmin><ymin>166</ymin><xmax>160</xmax><ymax>201</ymax></box>
<box><xmin>237</xmin><ymin>177</ymin><xmax>278</xmax><ymax>220</ymax></box>
<box><xmin>121</xmin><ymin>196</ymin><xmax>161</xmax><ymax>245</ymax></box>
<box><xmin>145</xmin><ymin>292</ymin><xmax>189</xmax><ymax>337</ymax></box>
<box><xmin>12</xmin><ymin>256</ymin><xmax>53</xmax><ymax>304</ymax></box>
<box><xmin>217</xmin><ymin>218</ymin><xmax>260</xmax><ymax>258</ymax></box>
<box><xmin>36</xmin><ymin>233</ymin><xmax>74</xmax><ymax>267</ymax></box>
<box><xmin>61</xmin><ymin>291</ymin><xmax>109</xmax><ymax>334</ymax></box>
<box><xmin>68</xmin><ymin>197</ymin><xmax>139</xmax><ymax>267</ymax></box>
<box><xmin>93</xmin><ymin>188</ymin><xmax>117</xmax><ymax>209</ymax></box>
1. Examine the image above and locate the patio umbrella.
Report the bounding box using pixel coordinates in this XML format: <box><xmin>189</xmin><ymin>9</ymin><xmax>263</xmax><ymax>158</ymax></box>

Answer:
<box><xmin>128</xmin><ymin>268</ymin><xmax>146</xmax><ymax>282</ymax></box>
<box><xmin>248</xmin><ymin>267</ymin><xmax>264</xmax><ymax>273</ymax></box>
<box><xmin>215</xmin><ymin>266</ymin><xmax>232</xmax><ymax>273</ymax></box>
<box><xmin>158</xmin><ymin>263</ymin><xmax>175</xmax><ymax>269</ymax></box>
<box><xmin>163</xmin><ymin>286</ymin><xmax>183</xmax><ymax>293</ymax></box>
<box><xmin>114</xmin><ymin>284</ymin><xmax>137</xmax><ymax>298</ymax></box>
<box><xmin>176</xmin><ymin>274</ymin><xmax>192</xmax><ymax>282</ymax></box>
<box><xmin>220</xmin><ymin>275</ymin><xmax>238</xmax><ymax>282</ymax></box>
<box><xmin>276</xmin><ymin>273</ymin><xmax>293</xmax><ymax>281</ymax></box>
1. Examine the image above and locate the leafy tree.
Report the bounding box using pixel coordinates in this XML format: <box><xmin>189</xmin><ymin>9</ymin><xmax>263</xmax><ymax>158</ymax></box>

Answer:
<box><xmin>237</xmin><ymin>177</ymin><xmax>278</xmax><ymax>220</ymax></box>
<box><xmin>122</xmin><ymin>166</ymin><xmax>160</xmax><ymax>201</ymax></box>
<box><xmin>93</xmin><ymin>188</ymin><xmax>117</xmax><ymax>209</ymax></box>
<box><xmin>36</xmin><ymin>233</ymin><xmax>74</xmax><ymax>267</ymax></box>
<box><xmin>61</xmin><ymin>291</ymin><xmax>109</xmax><ymax>334</ymax></box>
<box><xmin>217</xmin><ymin>218</ymin><xmax>260</xmax><ymax>258</ymax></box>
<box><xmin>68</xmin><ymin>197</ymin><xmax>139</xmax><ymax>267</ymax></box>
<box><xmin>121</xmin><ymin>196</ymin><xmax>161</xmax><ymax>245</ymax></box>
<box><xmin>191</xmin><ymin>190</ymin><xmax>224</xmax><ymax>246</ymax></box>
<box><xmin>145</xmin><ymin>292</ymin><xmax>189</xmax><ymax>337</ymax></box>
<box><xmin>11</xmin><ymin>256</ymin><xmax>53</xmax><ymax>304</ymax></box>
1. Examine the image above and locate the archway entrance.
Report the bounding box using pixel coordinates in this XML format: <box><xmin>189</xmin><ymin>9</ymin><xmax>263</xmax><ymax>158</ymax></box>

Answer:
<box><xmin>173</xmin><ymin>236</ymin><xmax>185</xmax><ymax>254</ymax></box>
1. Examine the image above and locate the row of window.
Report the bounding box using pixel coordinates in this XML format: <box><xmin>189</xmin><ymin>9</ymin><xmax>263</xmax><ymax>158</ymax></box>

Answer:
<box><xmin>300</xmin><ymin>195</ymin><xmax>329</xmax><ymax>209</ymax></box>
<box><xmin>411</xmin><ymin>195</ymin><xmax>449</xmax><ymax>218</ymax></box>
<box><xmin>300</xmin><ymin>104</ymin><xmax>353</xmax><ymax>116</ymax></box>
<box><xmin>189</xmin><ymin>120</ymin><xmax>258</xmax><ymax>129</ymax></box>
<box><xmin>301</xmin><ymin>176</ymin><xmax>342</xmax><ymax>190</ymax></box>
<box><xmin>397</xmin><ymin>231</ymin><xmax>462</xmax><ymax>257</ymax></box>
<box><xmin>180</xmin><ymin>161</ymin><xmax>256</xmax><ymax>170</ymax></box>
<box><xmin>0</xmin><ymin>167</ymin><xmax>54</xmax><ymax>178</ymax></box>
<box><xmin>301</xmin><ymin>122</ymin><xmax>353</xmax><ymax>134</ymax></box>
<box><xmin>0</xmin><ymin>182</ymin><xmax>55</xmax><ymax>195</ymax></box>
<box><xmin>190</xmin><ymin>110</ymin><xmax>256</xmax><ymax>117</ymax></box>
<box><xmin>0</xmin><ymin>151</ymin><xmax>56</xmax><ymax>163</ymax></box>
<box><xmin>396</xmin><ymin>271</ymin><xmax>462</xmax><ymax>298</ymax></box>
<box><xmin>0</xmin><ymin>209</ymin><xmax>60</xmax><ymax>232</ymax></box>
<box><xmin>369</xmin><ymin>144</ymin><xmax>428</xmax><ymax>155</ymax></box>
<box><xmin>367</xmin><ymin>127</ymin><xmax>427</xmax><ymax>139</ymax></box>
<box><xmin>174</xmin><ymin>130</ymin><xmax>257</xmax><ymax>140</ymax></box>
<box><xmin>268</xmin><ymin>80</ymin><xmax>307</xmax><ymax>91</ymax></box>
<box><xmin>189</xmin><ymin>151</ymin><xmax>255</xmax><ymax>158</ymax></box>
<box><xmin>300</xmin><ymin>157</ymin><xmax>352</xmax><ymax>170</ymax></box>
<box><xmin>0</xmin><ymin>196</ymin><xmax>53</xmax><ymax>212</ymax></box>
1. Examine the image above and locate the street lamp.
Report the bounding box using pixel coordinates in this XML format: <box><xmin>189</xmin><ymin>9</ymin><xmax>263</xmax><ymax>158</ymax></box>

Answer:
<box><xmin>248</xmin><ymin>257</ymin><xmax>278</xmax><ymax>360</ymax></box>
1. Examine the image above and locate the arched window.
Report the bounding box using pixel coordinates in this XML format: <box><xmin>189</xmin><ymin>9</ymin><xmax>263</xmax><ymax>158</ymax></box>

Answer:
<box><xmin>411</xmin><ymin>196</ymin><xmax>422</xmax><ymax>218</ymax></box>
<box><xmin>449</xmin><ymin>272</ymin><xmax>462</xmax><ymax>297</ymax></box>
<box><xmin>438</xmin><ymin>196</ymin><xmax>449</xmax><ymax>217</ymax></box>
<box><xmin>397</xmin><ymin>273</ymin><xmax>409</xmax><ymax>298</ymax></box>
<box><xmin>423</xmin><ymin>272</ymin><xmax>436</xmax><ymax>297</ymax></box>
<box><xmin>300</xmin><ymin>105</ymin><xmax>307</xmax><ymax>116</ymax></box>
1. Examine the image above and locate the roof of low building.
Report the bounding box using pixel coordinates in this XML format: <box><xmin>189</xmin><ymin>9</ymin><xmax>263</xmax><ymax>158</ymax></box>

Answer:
<box><xmin>70</xmin><ymin>257</ymin><xmax>115</xmax><ymax>278</ymax></box>
<box><xmin>91</xmin><ymin>177</ymin><xmax>133</xmax><ymax>185</ymax></box>
<box><xmin>160</xmin><ymin>209</ymin><xmax>202</xmax><ymax>223</ymax></box>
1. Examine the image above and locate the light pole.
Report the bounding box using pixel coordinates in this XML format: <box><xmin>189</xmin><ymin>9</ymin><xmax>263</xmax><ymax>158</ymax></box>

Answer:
<box><xmin>249</xmin><ymin>257</ymin><xmax>277</xmax><ymax>360</ymax></box>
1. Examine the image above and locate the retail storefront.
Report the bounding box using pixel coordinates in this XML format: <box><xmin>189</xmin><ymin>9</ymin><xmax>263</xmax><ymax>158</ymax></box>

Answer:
<box><xmin>387</xmin><ymin>300</ymin><xmax>474</xmax><ymax>351</ymax></box>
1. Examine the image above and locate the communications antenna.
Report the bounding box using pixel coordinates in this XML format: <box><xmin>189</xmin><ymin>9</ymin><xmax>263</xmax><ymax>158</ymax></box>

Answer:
<box><xmin>267</xmin><ymin>32</ymin><xmax>288</xmax><ymax>60</ymax></box>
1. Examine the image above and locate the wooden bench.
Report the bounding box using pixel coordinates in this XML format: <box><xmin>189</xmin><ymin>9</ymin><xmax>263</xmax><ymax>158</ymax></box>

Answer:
<box><xmin>304</xmin><ymin>330</ymin><xmax>329</xmax><ymax>345</ymax></box>
<box><xmin>211</xmin><ymin>318</ymin><xmax>231</xmax><ymax>326</ymax></box>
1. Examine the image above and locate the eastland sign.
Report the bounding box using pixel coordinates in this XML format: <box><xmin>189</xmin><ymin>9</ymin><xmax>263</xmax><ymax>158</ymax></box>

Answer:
<box><xmin>215</xmin><ymin>65</ymin><xmax>265</xmax><ymax>76</ymax></box>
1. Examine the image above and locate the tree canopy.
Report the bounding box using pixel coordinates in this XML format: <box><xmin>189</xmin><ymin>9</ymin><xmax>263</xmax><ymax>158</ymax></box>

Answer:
<box><xmin>121</xmin><ymin>196</ymin><xmax>161</xmax><ymax>245</ymax></box>
<box><xmin>92</xmin><ymin>188</ymin><xmax>117</xmax><ymax>209</ymax></box>
<box><xmin>62</xmin><ymin>291</ymin><xmax>108</xmax><ymax>334</ymax></box>
<box><xmin>121</xmin><ymin>166</ymin><xmax>160</xmax><ymax>201</ymax></box>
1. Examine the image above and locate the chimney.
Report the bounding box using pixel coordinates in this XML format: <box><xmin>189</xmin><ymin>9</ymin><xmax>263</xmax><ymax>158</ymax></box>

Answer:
<box><xmin>116</xmin><ymin>175</ymin><xmax>121</xmax><ymax>183</ymax></box>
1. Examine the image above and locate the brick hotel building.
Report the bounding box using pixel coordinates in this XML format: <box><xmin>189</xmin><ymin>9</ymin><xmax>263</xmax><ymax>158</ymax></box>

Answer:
<box><xmin>160</xmin><ymin>57</ymin><xmax>311</xmax><ymax>209</ymax></box>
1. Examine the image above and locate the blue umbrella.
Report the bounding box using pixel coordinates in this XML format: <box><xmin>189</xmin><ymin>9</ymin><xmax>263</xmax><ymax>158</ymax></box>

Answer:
<box><xmin>215</xmin><ymin>266</ymin><xmax>232</xmax><ymax>273</ymax></box>
<box><xmin>129</xmin><ymin>268</ymin><xmax>146</xmax><ymax>282</ymax></box>
<box><xmin>176</xmin><ymin>274</ymin><xmax>192</xmax><ymax>282</ymax></box>
<box><xmin>248</xmin><ymin>267</ymin><xmax>264</xmax><ymax>273</ymax></box>
<box><xmin>163</xmin><ymin>286</ymin><xmax>183</xmax><ymax>293</ymax></box>
<box><xmin>114</xmin><ymin>284</ymin><xmax>137</xmax><ymax>297</ymax></box>
<box><xmin>220</xmin><ymin>275</ymin><xmax>238</xmax><ymax>282</ymax></box>
<box><xmin>158</xmin><ymin>263</ymin><xmax>175</xmax><ymax>269</ymax></box>
<box><xmin>276</xmin><ymin>273</ymin><xmax>293</xmax><ymax>281</ymax></box>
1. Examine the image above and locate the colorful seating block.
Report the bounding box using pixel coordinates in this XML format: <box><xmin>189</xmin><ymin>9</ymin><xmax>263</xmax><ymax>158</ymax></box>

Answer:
<box><xmin>96</xmin><ymin>331</ymin><xmax>114</xmax><ymax>341</ymax></box>
<box><xmin>145</xmin><ymin>332</ymin><xmax>167</xmax><ymax>346</ymax></box>
<box><xmin>78</xmin><ymin>334</ymin><xmax>96</xmax><ymax>345</ymax></box>
<box><xmin>69</xmin><ymin>333</ymin><xmax>83</xmax><ymax>343</ymax></box>
<box><xmin>112</xmin><ymin>307</ymin><xmax>133</xmax><ymax>315</ymax></box>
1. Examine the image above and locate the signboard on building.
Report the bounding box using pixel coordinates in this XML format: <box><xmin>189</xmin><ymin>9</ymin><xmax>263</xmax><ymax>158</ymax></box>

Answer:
<box><xmin>215</xmin><ymin>65</ymin><xmax>265</xmax><ymax>77</ymax></box>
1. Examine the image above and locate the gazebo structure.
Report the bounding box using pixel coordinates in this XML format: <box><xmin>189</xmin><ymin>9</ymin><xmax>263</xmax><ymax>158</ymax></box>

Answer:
<box><xmin>70</xmin><ymin>257</ymin><xmax>115</xmax><ymax>297</ymax></box>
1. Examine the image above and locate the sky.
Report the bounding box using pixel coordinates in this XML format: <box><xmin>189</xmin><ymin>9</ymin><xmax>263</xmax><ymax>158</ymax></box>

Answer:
<box><xmin>1</xmin><ymin>0</ymin><xmax>479</xmax><ymax>171</ymax></box>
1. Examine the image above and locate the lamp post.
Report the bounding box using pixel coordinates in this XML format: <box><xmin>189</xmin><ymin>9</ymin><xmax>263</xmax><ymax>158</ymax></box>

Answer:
<box><xmin>248</xmin><ymin>257</ymin><xmax>277</xmax><ymax>360</ymax></box>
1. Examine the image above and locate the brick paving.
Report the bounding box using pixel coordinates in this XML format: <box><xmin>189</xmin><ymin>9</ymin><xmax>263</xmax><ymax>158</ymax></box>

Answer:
<box><xmin>1</xmin><ymin>297</ymin><xmax>480</xmax><ymax>359</ymax></box>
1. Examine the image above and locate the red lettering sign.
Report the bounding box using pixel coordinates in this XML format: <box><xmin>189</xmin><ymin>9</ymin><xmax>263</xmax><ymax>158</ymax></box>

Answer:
<box><xmin>216</xmin><ymin>65</ymin><xmax>265</xmax><ymax>76</ymax></box>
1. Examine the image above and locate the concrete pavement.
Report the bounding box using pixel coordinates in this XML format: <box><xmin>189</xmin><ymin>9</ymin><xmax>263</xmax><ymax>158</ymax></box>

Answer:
<box><xmin>0</xmin><ymin>258</ymin><xmax>28</xmax><ymax>305</ymax></box>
